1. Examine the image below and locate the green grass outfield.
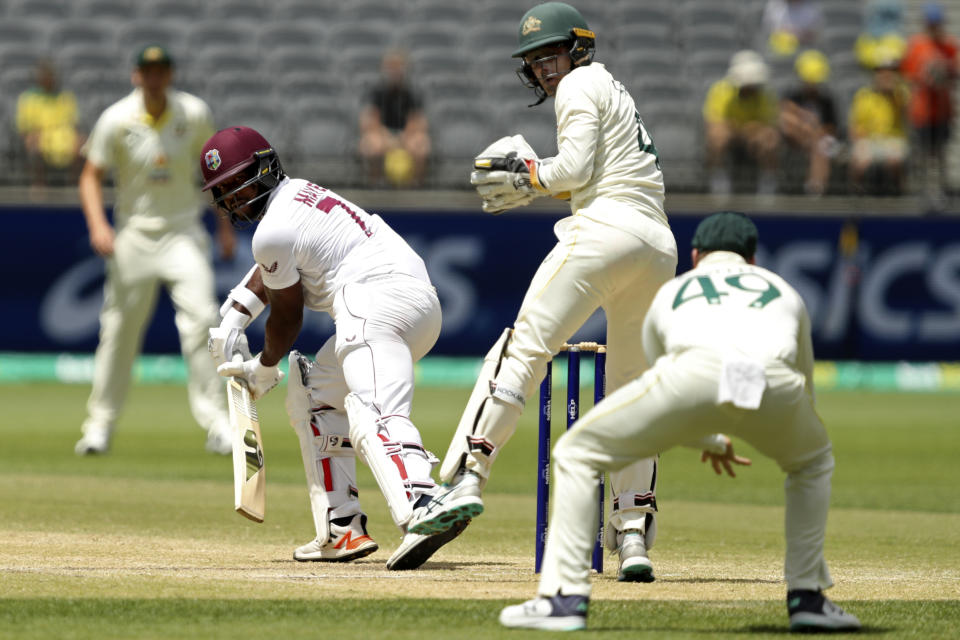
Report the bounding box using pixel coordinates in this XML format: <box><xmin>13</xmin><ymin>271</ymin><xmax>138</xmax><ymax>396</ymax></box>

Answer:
<box><xmin>1</xmin><ymin>383</ymin><xmax>958</xmax><ymax>639</ymax></box>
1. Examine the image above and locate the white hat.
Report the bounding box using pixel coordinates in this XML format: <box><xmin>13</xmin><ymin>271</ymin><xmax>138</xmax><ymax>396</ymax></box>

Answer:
<box><xmin>727</xmin><ymin>50</ymin><xmax>769</xmax><ymax>87</ymax></box>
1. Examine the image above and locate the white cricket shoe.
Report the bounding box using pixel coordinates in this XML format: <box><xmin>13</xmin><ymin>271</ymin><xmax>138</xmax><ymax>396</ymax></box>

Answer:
<box><xmin>617</xmin><ymin>529</ymin><xmax>655</xmax><ymax>583</ymax></box>
<box><xmin>386</xmin><ymin>518</ymin><xmax>470</xmax><ymax>570</ymax></box>
<box><xmin>407</xmin><ymin>469</ymin><xmax>484</xmax><ymax>536</ymax></box>
<box><xmin>74</xmin><ymin>426</ymin><xmax>110</xmax><ymax>456</ymax></box>
<box><xmin>205</xmin><ymin>426</ymin><xmax>233</xmax><ymax>455</ymax></box>
<box><xmin>500</xmin><ymin>594</ymin><xmax>588</xmax><ymax>631</ymax></box>
<box><xmin>294</xmin><ymin>514</ymin><xmax>378</xmax><ymax>562</ymax></box>
<box><xmin>787</xmin><ymin>589</ymin><xmax>861</xmax><ymax>632</ymax></box>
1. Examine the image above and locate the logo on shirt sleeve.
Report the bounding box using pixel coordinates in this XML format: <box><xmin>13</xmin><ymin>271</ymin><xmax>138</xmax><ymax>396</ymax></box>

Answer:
<box><xmin>204</xmin><ymin>149</ymin><xmax>221</xmax><ymax>171</ymax></box>
<box><xmin>259</xmin><ymin>261</ymin><xmax>278</xmax><ymax>274</ymax></box>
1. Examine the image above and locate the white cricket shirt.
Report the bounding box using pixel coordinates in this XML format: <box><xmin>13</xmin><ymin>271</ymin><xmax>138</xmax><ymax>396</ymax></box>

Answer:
<box><xmin>83</xmin><ymin>88</ymin><xmax>214</xmax><ymax>233</ymax></box>
<box><xmin>252</xmin><ymin>178</ymin><xmax>430</xmax><ymax>314</ymax></box>
<box><xmin>642</xmin><ymin>251</ymin><xmax>815</xmax><ymax>383</ymax></box>
<box><xmin>538</xmin><ymin>62</ymin><xmax>667</xmax><ymax>230</ymax></box>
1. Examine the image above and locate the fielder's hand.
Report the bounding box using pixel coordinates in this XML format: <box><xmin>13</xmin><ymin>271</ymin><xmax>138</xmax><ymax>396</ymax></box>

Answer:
<box><xmin>217</xmin><ymin>354</ymin><xmax>284</xmax><ymax>401</ymax></box>
<box><xmin>700</xmin><ymin>436</ymin><xmax>752</xmax><ymax>477</ymax></box>
<box><xmin>207</xmin><ymin>326</ymin><xmax>252</xmax><ymax>368</ymax></box>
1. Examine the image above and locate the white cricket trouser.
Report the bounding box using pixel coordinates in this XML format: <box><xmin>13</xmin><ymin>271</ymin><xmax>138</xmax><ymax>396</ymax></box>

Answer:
<box><xmin>538</xmin><ymin>348</ymin><xmax>835</xmax><ymax>597</ymax></box>
<box><xmin>82</xmin><ymin>224</ymin><xmax>228</xmax><ymax>437</ymax></box>
<box><xmin>300</xmin><ymin>276</ymin><xmax>442</xmax><ymax>513</ymax></box>
<box><xmin>467</xmin><ymin>204</ymin><xmax>677</xmax><ymax>536</ymax></box>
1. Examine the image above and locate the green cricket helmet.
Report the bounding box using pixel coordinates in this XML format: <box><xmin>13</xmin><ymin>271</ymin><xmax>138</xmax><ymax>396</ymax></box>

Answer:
<box><xmin>513</xmin><ymin>2</ymin><xmax>596</xmax><ymax>105</ymax></box>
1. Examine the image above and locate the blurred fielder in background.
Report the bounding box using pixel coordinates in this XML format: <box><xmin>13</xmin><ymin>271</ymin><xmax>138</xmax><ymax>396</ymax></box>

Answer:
<box><xmin>204</xmin><ymin>126</ymin><xmax>463</xmax><ymax>570</ymax></box>
<box><xmin>75</xmin><ymin>45</ymin><xmax>235</xmax><ymax>456</ymax></box>
<box><xmin>407</xmin><ymin>2</ymin><xmax>678</xmax><ymax>583</ymax></box>
<box><xmin>500</xmin><ymin>212</ymin><xmax>860</xmax><ymax>633</ymax></box>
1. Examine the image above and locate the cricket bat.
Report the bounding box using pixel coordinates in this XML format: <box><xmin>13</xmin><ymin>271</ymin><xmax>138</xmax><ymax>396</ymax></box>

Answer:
<box><xmin>226</xmin><ymin>377</ymin><xmax>265</xmax><ymax>522</ymax></box>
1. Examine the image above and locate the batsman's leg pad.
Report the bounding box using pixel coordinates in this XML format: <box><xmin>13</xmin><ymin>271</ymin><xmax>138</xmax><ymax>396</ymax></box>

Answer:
<box><xmin>607</xmin><ymin>456</ymin><xmax>660</xmax><ymax>551</ymax></box>
<box><xmin>438</xmin><ymin>328</ymin><xmax>525</xmax><ymax>484</ymax></box>
<box><xmin>287</xmin><ymin>352</ymin><xmax>360</xmax><ymax>543</ymax></box>
<box><xmin>345</xmin><ymin>392</ymin><xmax>415</xmax><ymax>529</ymax></box>
<box><xmin>380</xmin><ymin>415</ymin><xmax>439</xmax><ymax>505</ymax></box>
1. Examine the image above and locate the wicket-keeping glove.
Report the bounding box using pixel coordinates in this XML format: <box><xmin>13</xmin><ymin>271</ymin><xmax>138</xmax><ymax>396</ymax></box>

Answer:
<box><xmin>471</xmin><ymin>135</ymin><xmax>547</xmax><ymax>214</ymax></box>
<box><xmin>217</xmin><ymin>354</ymin><xmax>285</xmax><ymax>401</ymax></box>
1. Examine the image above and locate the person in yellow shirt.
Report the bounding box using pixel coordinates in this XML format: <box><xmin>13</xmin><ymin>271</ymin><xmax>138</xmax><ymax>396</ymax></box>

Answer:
<box><xmin>847</xmin><ymin>60</ymin><xmax>909</xmax><ymax>195</ymax></box>
<box><xmin>16</xmin><ymin>59</ymin><xmax>83</xmax><ymax>188</ymax></box>
<box><xmin>703</xmin><ymin>51</ymin><xmax>781</xmax><ymax>196</ymax></box>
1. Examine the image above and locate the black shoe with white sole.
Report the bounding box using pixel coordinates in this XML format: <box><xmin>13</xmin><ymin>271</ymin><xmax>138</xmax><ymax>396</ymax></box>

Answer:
<box><xmin>386</xmin><ymin>518</ymin><xmax>470</xmax><ymax>570</ymax></box>
<box><xmin>788</xmin><ymin>589</ymin><xmax>861</xmax><ymax>632</ymax></box>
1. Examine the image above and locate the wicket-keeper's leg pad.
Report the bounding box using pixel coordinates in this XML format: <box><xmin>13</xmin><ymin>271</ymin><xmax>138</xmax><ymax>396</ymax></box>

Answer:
<box><xmin>606</xmin><ymin>457</ymin><xmax>660</xmax><ymax>551</ymax></box>
<box><xmin>345</xmin><ymin>392</ymin><xmax>418</xmax><ymax>530</ymax></box>
<box><xmin>287</xmin><ymin>352</ymin><xmax>361</xmax><ymax>543</ymax></box>
<box><xmin>438</xmin><ymin>328</ymin><xmax>525</xmax><ymax>486</ymax></box>
<box><xmin>219</xmin><ymin>264</ymin><xmax>266</xmax><ymax>326</ymax></box>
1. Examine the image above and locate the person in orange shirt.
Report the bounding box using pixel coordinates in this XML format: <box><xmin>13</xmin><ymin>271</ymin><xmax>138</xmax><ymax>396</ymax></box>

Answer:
<box><xmin>901</xmin><ymin>2</ymin><xmax>958</xmax><ymax>209</ymax></box>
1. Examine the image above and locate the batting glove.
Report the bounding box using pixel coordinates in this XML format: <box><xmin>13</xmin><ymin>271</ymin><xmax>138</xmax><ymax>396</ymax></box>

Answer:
<box><xmin>217</xmin><ymin>354</ymin><xmax>285</xmax><ymax>401</ymax></box>
<box><xmin>207</xmin><ymin>326</ymin><xmax>252</xmax><ymax>368</ymax></box>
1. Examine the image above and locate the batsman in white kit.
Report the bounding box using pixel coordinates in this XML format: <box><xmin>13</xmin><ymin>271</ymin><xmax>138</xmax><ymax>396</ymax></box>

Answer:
<box><xmin>407</xmin><ymin>2</ymin><xmax>678</xmax><ymax>582</ymax></box>
<box><xmin>203</xmin><ymin>126</ymin><xmax>464</xmax><ymax>569</ymax></box>
<box><xmin>501</xmin><ymin>212</ymin><xmax>861</xmax><ymax>633</ymax></box>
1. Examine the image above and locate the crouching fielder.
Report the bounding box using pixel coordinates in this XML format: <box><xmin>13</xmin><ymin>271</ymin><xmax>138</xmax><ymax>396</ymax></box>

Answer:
<box><xmin>500</xmin><ymin>212</ymin><xmax>861</xmax><ymax>633</ymax></box>
<box><xmin>203</xmin><ymin>125</ymin><xmax>465</xmax><ymax>570</ymax></box>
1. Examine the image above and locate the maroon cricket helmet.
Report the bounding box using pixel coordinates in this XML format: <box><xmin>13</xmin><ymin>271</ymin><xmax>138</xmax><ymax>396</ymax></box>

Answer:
<box><xmin>200</xmin><ymin>126</ymin><xmax>284</xmax><ymax>227</ymax></box>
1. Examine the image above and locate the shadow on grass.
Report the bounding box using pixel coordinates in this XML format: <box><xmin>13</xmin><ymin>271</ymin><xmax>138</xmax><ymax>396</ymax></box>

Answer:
<box><xmin>662</xmin><ymin>577</ymin><xmax>783</xmax><ymax>585</ymax></box>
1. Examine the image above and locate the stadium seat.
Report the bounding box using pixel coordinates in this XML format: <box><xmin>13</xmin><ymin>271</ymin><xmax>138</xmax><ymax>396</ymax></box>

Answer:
<box><xmin>204</xmin><ymin>0</ymin><xmax>269</xmax><ymax>23</ymax></box>
<box><xmin>495</xmin><ymin>102</ymin><xmax>557</xmax><ymax>156</ymax></box>
<box><xmin>117</xmin><ymin>22</ymin><xmax>186</xmax><ymax>56</ymax></box>
<box><xmin>55</xmin><ymin>44</ymin><xmax>122</xmax><ymax>78</ymax></box>
<box><xmin>79</xmin><ymin>0</ymin><xmax>134</xmax><ymax>20</ymax></box>
<box><xmin>273</xmin><ymin>0</ymin><xmax>340</xmax><ymax>21</ymax></box>
<box><xmin>278</xmin><ymin>72</ymin><xmax>348</xmax><ymax>115</ymax></box>
<box><xmin>327</xmin><ymin>23</ymin><xmax>395</xmax><ymax>56</ymax></box>
<box><xmin>193</xmin><ymin>45</ymin><xmax>263</xmax><ymax>76</ymax></box>
<box><xmin>678</xmin><ymin>23</ymin><xmax>742</xmax><ymax>56</ymax></box>
<box><xmin>336</xmin><ymin>0</ymin><xmax>402</xmax><ymax>25</ymax></box>
<box><xmin>406</xmin><ymin>1</ymin><xmax>473</xmax><ymax>25</ymax></box>
<box><xmin>49</xmin><ymin>21</ymin><xmax>119</xmax><ymax>52</ymax></box>
<box><xmin>0</xmin><ymin>44</ymin><xmax>46</xmax><ymax>76</ymax></box>
<box><xmin>0</xmin><ymin>18</ymin><xmax>49</xmax><ymax>49</ymax></box>
<box><xmin>256</xmin><ymin>21</ymin><xmax>325</xmax><ymax>55</ymax></box>
<box><xmin>265</xmin><ymin>47</ymin><xmax>330</xmax><ymax>77</ymax></box>
<box><xmin>293</xmin><ymin>102</ymin><xmax>353</xmax><ymax>157</ymax></box>
<box><xmin>8</xmin><ymin>0</ymin><xmax>67</xmax><ymax>20</ymax></box>
<box><xmin>397</xmin><ymin>21</ymin><xmax>462</xmax><ymax>49</ymax></box>
<box><xmin>206</xmin><ymin>71</ymin><xmax>273</xmax><ymax>114</ymax></box>
<box><xmin>408</xmin><ymin>46</ymin><xmax>470</xmax><ymax>77</ymax></box>
<box><xmin>609</xmin><ymin>0</ymin><xmax>676</xmax><ymax>32</ymax></box>
<box><xmin>140</xmin><ymin>0</ymin><xmax>207</xmax><ymax>22</ymax></box>
<box><xmin>0</xmin><ymin>66</ymin><xmax>37</xmax><ymax>101</ymax></box>
<box><xmin>184</xmin><ymin>23</ymin><xmax>250</xmax><ymax>53</ymax></box>
<box><xmin>218</xmin><ymin>99</ymin><xmax>291</xmax><ymax>151</ymax></box>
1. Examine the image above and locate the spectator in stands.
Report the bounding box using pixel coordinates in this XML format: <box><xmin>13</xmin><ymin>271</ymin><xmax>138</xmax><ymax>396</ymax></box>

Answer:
<box><xmin>357</xmin><ymin>49</ymin><xmax>431</xmax><ymax>188</ymax></box>
<box><xmin>762</xmin><ymin>0</ymin><xmax>823</xmax><ymax>58</ymax></box>
<box><xmin>16</xmin><ymin>58</ymin><xmax>83</xmax><ymax>190</ymax></box>
<box><xmin>74</xmin><ymin>45</ymin><xmax>235</xmax><ymax>457</ymax></box>
<box><xmin>856</xmin><ymin>0</ymin><xmax>907</xmax><ymax>71</ymax></box>
<box><xmin>703</xmin><ymin>50</ymin><xmax>781</xmax><ymax>196</ymax></box>
<box><xmin>847</xmin><ymin>58</ymin><xmax>909</xmax><ymax>195</ymax></box>
<box><xmin>779</xmin><ymin>50</ymin><xmax>840</xmax><ymax>196</ymax></box>
<box><xmin>901</xmin><ymin>2</ymin><xmax>958</xmax><ymax>210</ymax></box>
